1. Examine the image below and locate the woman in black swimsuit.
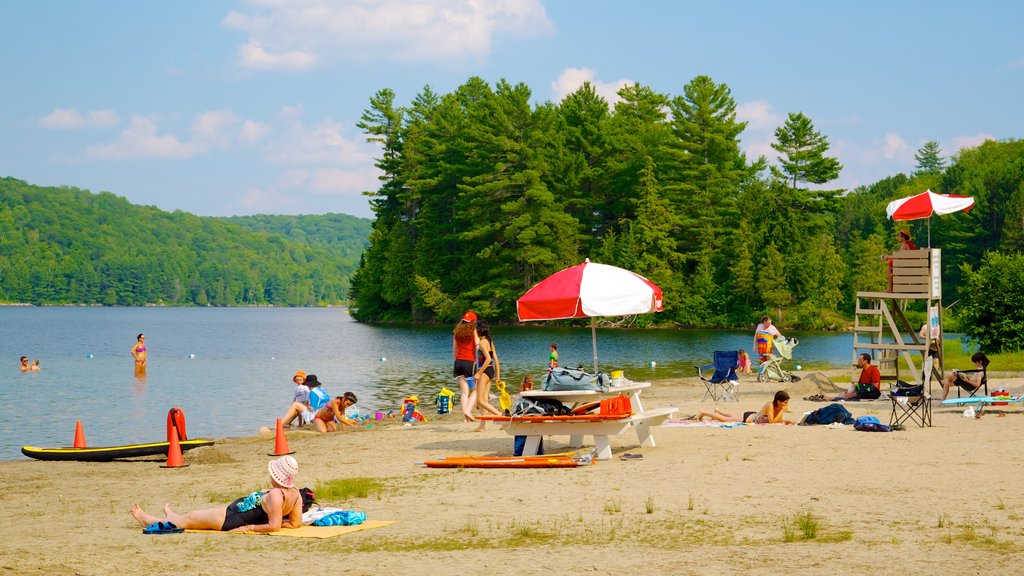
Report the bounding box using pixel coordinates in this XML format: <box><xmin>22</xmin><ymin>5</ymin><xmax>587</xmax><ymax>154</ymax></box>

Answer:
<box><xmin>129</xmin><ymin>456</ymin><xmax>304</xmax><ymax>533</ymax></box>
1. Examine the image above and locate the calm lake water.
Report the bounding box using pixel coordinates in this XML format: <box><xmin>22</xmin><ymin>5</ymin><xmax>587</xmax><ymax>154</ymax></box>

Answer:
<box><xmin>0</xmin><ymin>307</ymin><xmax>856</xmax><ymax>461</ymax></box>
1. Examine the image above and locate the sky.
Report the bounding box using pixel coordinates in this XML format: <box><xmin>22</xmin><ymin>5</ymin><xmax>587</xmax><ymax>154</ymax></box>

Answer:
<box><xmin>1</xmin><ymin>1</ymin><xmax>1021</xmax><ymax>220</ymax></box>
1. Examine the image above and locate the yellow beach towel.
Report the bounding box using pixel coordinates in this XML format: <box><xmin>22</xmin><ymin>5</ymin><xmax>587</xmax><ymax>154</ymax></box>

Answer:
<box><xmin>187</xmin><ymin>519</ymin><xmax>397</xmax><ymax>539</ymax></box>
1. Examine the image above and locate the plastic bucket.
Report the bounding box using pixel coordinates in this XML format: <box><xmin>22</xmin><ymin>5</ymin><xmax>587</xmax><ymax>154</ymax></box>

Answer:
<box><xmin>610</xmin><ymin>370</ymin><xmax>624</xmax><ymax>386</ymax></box>
<box><xmin>374</xmin><ymin>411</ymin><xmax>384</xmax><ymax>420</ymax></box>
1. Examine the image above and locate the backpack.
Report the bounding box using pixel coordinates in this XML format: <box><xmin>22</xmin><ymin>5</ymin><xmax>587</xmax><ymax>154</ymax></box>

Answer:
<box><xmin>543</xmin><ymin>368</ymin><xmax>609</xmax><ymax>392</ymax></box>
<box><xmin>512</xmin><ymin>397</ymin><xmax>569</xmax><ymax>417</ymax></box>
<box><xmin>299</xmin><ymin>487</ymin><xmax>316</xmax><ymax>513</ymax></box>
<box><xmin>802</xmin><ymin>403</ymin><xmax>855</xmax><ymax>425</ymax></box>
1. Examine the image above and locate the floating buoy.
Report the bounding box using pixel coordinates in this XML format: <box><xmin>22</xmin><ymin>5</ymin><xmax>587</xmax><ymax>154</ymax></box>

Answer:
<box><xmin>188</xmin><ymin>354</ymin><xmax>196</xmax><ymax>359</ymax></box>
<box><xmin>649</xmin><ymin>361</ymin><xmax>657</xmax><ymax>368</ymax></box>
<box><xmin>794</xmin><ymin>365</ymin><xmax>802</xmax><ymax>370</ymax></box>
<box><xmin>86</xmin><ymin>354</ymin><xmax>93</xmax><ymax>359</ymax></box>
<box><xmin>380</xmin><ymin>357</ymin><xmax>386</xmax><ymax>362</ymax></box>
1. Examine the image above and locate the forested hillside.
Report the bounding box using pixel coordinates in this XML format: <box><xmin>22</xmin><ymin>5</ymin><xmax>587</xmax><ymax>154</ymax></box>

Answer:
<box><xmin>350</xmin><ymin>75</ymin><xmax>1024</xmax><ymax>329</ymax></box>
<box><xmin>0</xmin><ymin>177</ymin><xmax>371</xmax><ymax>306</ymax></box>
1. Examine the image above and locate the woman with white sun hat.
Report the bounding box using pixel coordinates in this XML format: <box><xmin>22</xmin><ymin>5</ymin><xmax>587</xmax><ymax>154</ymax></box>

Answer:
<box><xmin>128</xmin><ymin>455</ymin><xmax>304</xmax><ymax>533</ymax></box>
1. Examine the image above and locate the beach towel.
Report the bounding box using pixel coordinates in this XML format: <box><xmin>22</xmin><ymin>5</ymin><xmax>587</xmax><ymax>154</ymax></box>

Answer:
<box><xmin>186</xmin><ymin>520</ymin><xmax>397</xmax><ymax>539</ymax></box>
<box><xmin>662</xmin><ymin>420</ymin><xmax>746</xmax><ymax>428</ymax></box>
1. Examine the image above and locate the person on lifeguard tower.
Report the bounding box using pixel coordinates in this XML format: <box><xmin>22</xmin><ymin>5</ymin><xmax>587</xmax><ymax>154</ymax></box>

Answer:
<box><xmin>753</xmin><ymin>315</ymin><xmax>783</xmax><ymax>364</ymax></box>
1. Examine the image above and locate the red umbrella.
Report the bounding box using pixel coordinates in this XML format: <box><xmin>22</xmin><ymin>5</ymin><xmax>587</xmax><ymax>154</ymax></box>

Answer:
<box><xmin>517</xmin><ymin>259</ymin><xmax>663</xmax><ymax>372</ymax></box>
<box><xmin>885</xmin><ymin>189</ymin><xmax>975</xmax><ymax>246</ymax></box>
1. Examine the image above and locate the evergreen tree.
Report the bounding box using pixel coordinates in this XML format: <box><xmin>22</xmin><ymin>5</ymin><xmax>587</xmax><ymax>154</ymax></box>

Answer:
<box><xmin>771</xmin><ymin>112</ymin><xmax>842</xmax><ymax>190</ymax></box>
<box><xmin>913</xmin><ymin>140</ymin><xmax>946</xmax><ymax>176</ymax></box>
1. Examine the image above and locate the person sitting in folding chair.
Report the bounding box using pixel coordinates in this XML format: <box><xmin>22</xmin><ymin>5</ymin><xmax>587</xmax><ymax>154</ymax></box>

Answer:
<box><xmin>939</xmin><ymin>352</ymin><xmax>989</xmax><ymax>401</ymax></box>
<box><xmin>833</xmin><ymin>353</ymin><xmax>881</xmax><ymax>401</ymax></box>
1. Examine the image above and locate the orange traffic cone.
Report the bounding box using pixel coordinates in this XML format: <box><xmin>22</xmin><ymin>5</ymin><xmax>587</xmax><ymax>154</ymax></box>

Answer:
<box><xmin>73</xmin><ymin>420</ymin><xmax>86</xmax><ymax>448</ymax></box>
<box><xmin>162</xmin><ymin>428</ymin><xmax>188</xmax><ymax>468</ymax></box>
<box><xmin>268</xmin><ymin>418</ymin><xmax>294</xmax><ymax>456</ymax></box>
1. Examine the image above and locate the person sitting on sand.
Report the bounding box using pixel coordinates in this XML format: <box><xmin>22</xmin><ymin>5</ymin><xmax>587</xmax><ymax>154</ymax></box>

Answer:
<box><xmin>833</xmin><ymin>353</ymin><xmax>881</xmax><ymax>401</ymax></box>
<box><xmin>129</xmin><ymin>456</ymin><xmax>302</xmax><ymax>533</ymax></box>
<box><xmin>313</xmin><ymin>392</ymin><xmax>358</xmax><ymax>433</ymax></box>
<box><xmin>736</xmin><ymin>349</ymin><xmax>752</xmax><ymax>375</ymax></box>
<box><xmin>696</xmin><ymin>390</ymin><xmax>795</xmax><ymax>425</ymax></box>
<box><xmin>280</xmin><ymin>374</ymin><xmax>329</xmax><ymax>429</ymax></box>
<box><xmin>939</xmin><ymin>352</ymin><xmax>989</xmax><ymax>401</ymax></box>
<box><xmin>283</xmin><ymin>370</ymin><xmax>309</xmax><ymax>427</ymax></box>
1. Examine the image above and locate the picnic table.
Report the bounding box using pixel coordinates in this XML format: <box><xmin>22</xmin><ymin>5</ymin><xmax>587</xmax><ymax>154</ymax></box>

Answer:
<box><xmin>479</xmin><ymin>382</ymin><xmax>677</xmax><ymax>460</ymax></box>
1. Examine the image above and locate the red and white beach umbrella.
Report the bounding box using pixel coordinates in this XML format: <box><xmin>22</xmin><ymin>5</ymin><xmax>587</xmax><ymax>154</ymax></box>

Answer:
<box><xmin>885</xmin><ymin>189</ymin><xmax>975</xmax><ymax>246</ymax></box>
<box><xmin>517</xmin><ymin>259</ymin><xmax>663</xmax><ymax>372</ymax></box>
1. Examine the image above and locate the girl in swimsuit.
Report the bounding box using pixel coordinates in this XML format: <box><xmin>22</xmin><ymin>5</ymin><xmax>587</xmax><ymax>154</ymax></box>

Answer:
<box><xmin>472</xmin><ymin>321</ymin><xmax>505</xmax><ymax>431</ymax></box>
<box><xmin>314</xmin><ymin>392</ymin><xmax>358</xmax><ymax>433</ymax></box>
<box><xmin>131</xmin><ymin>333</ymin><xmax>147</xmax><ymax>376</ymax></box>
<box><xmin>129</xmin><ymin>456</ymin><xmax>303</xmax><ymax>533</ymax></box>
<box><xmin>695</xmin><ymin>391</ymin><xmax>795</xmax><ymax>425</ymax></box>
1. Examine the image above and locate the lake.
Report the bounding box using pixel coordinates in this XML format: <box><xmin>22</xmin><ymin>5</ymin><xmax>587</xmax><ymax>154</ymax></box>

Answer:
<box><xmin>0</xmin><ymin>307</ymin><xmax>857</xmax><ymax>460</ymax></box>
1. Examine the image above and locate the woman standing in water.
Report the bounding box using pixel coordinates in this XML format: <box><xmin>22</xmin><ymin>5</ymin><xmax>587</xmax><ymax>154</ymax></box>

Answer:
<box><xmin>131</xmin><ymin>333</ymin><xmax>147</xmax><ymax>376</ymax></box>
<box><xmin>453</xmin><ymin>311</ymin><xmax>479</xmax><ymax>423</ymax></box>
<box><xmin>472</xmin><ymin>321</ymin><xmax>504</xmax><ymax>431</ymax></box>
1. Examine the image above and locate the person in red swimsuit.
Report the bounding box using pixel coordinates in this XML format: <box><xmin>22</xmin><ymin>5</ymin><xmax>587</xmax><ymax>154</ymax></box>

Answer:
<box><xmin>313</xmin><ymin>392</ymin><xmax>358</xmax><ymax>433</ymax></box>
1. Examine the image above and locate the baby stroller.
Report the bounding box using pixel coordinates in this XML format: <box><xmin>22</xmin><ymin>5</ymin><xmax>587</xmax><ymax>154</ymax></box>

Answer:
<box><xmin>757</xmin><ymin>336</ymin><xmax>801</xmax><ymax>383</ymax></box>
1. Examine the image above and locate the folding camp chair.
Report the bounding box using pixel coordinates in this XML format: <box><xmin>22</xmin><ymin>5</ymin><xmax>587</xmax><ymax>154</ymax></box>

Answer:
<box><xmin>695</xmin><ymin>351</ymin><xmax>740</xmax><ymax>402</ymax></box>
<box><xmin>955</xmin><ymin>365</ymin><xmax>988</xmax><ymax>398</ymax></box>
<box><xmin>890</xmin><ymin>355</ymin><xmax>932</xmax><ymax>427</ymax></box>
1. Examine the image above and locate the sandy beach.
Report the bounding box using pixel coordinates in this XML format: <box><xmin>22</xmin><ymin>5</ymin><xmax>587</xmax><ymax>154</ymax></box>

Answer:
<box><xmin>3</xmin><ymin>371</ymin><xmax>1024</xmax><ymax>575</ymax></box>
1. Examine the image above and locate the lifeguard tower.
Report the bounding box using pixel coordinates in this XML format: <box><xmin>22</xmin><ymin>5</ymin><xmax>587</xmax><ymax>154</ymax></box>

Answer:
<box><xmin>853</xmin><ymin>249</ymin><xmax>943</xmax><ymax>426</ymax></box>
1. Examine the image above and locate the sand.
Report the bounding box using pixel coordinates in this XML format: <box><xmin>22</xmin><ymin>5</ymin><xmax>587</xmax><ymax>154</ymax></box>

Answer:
<box><xmin>3</xmin><ymin>371</ymin><xmax>1024</xmax><ymax>575</ymax></box>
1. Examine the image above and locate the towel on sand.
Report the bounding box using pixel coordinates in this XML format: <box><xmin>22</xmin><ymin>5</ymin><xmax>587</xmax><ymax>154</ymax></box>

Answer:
<box><xmin>186</xmin><ymin>520</ymin><xmax>397</xmax><ymax>539</ymax></box>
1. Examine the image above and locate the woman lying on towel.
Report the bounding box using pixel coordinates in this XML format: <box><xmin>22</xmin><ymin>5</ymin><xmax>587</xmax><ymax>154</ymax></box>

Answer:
<box><xmin>129</xmin><ymin>456</ymin><xmax>303</xmax><ymax>533</ymax></box>
<box><xmin>695</xmin><ymin>390</ymin><xmax>795</xmax><ymax>425</ymax></box>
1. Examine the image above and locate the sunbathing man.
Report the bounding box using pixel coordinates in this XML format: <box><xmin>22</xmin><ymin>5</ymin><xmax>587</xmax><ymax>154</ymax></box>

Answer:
<box><xmin>833</xmin><ymin>353</ymin><xmax>881</xmax><ymax>400</ymax></box>
<box><xmin>129</xmin><ymin>456</ymin><xmax>303</xmax><ymax>533</ymax></box>
<box><xmin>696</xmin><ymin>390</ymin><xmax>795</xmax><ymax>425</ymax></box>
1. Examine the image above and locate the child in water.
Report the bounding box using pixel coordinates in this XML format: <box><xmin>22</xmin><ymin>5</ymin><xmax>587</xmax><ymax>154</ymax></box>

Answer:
<box><xmin>521</xmin><ymin>373</ymin><xmax>534</xmax><ymax>392</ymax></box>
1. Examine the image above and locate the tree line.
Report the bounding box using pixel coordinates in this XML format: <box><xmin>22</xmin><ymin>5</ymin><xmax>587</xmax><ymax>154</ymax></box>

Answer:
<box><xmin>350</xmin><ymin>75</ymin><xmax>1024</xmax><ymax>344</ymax></box>
<box><xmin>0</xmin><ymin>177</ymin><xmax>371</xmax><ymax>306</ymax></box>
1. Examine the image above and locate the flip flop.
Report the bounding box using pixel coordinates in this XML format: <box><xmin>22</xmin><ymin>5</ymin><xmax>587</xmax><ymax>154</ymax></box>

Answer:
<box><xmin>620</xmin><ymin>453</ymin><xmax>643</xmax><ymax>460</ymax></box>
<box><xmin>143</xmin><ymin>521</ymin><xmax>184</xmax><ymax>535</ymax></box>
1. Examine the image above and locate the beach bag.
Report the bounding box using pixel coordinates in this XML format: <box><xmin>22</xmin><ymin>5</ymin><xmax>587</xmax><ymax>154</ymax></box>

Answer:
<box><xmin>892</xmin><ymin>381</ymin><xmax>923</xmax><ymax>397</ymax></box>
<box><xmin>513</xmin><ymin>435</ymin><xmax>544</xmax><ymax>456</ymax></box>
<box><xmin>512</xmin><ymin>397</ymin><xmax>569</xmax><ymax>417</ymax></box>
<box><xmin>802</xmin><ymin>403</ymin><xmax>855</xmax><ymax>425</ymax></box>
<box><xmin>543</xmin><ymin>368</ymin><xmax>609</xmax><ymax>392</ymax></box>
<box><xmin>299</xmin><ymin>487</ymin><xmax>316</xmax><ymax>513</ymax></box>
<box><xmin>854</xmin><ymin>415</ymin><xmax>891</xmax><ymax>432</ymax></box>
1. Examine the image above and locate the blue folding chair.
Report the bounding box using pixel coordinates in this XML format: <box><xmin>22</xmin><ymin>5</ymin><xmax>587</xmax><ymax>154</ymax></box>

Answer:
<box><xmin>695</xmin><ymin>350</ymin><xmax>740</xmax><ymax>402</ymax></box>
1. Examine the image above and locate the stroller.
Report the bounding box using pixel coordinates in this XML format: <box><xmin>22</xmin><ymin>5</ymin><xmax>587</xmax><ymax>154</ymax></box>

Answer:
<box><xmin>756</xmin><ymin>336</ymin><xmax>801</xmax><ymax>383</ymax></box>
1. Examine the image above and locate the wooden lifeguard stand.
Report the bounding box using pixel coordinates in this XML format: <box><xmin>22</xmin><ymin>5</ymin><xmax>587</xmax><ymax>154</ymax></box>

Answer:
<box><xmin>853</xmin><ymin>249</ymin><xmax>944</xmax><ymax>395</ymax></box>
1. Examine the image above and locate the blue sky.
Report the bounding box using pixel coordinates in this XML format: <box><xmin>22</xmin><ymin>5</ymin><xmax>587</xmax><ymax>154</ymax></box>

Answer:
<box><xmin>2</xmin><ymin>1</ymin><xmax>1020</xmax><ymax>220</ymax></box>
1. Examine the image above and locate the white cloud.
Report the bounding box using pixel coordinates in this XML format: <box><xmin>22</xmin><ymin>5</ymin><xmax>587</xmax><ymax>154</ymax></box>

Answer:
<box><xmin>1010</xmin><ymin>56</ymin><xmax>1024</xmax><ymax>69</ymax></box>
<box><xmin>223</xmin><ymin>0</ymin><xmax>553</xmax><ymax>69</ymax></box>
<box><xmin>882</xmin><ymin>132</ymin><xmax>910</xmax><ymax>160</ymax></box>
<box><xmin>735</xmin><ymin>100</ymin><xmax>781</xmax><ymax>131</ymax></box>
<box><xmin>949</xmin><ymin>133</ymin><xmax>995</xmax><ymax>153</ymax></box>
<box><xmin>85</xmin><ymin>116</ymin><xmax>201</xmax><ymax>159</ymax></box>
<box><xmin>309</xmin><ymin>166</ymin><xmax>380</xmax><ymax>196</ymax></box>
<box><xmin>237</xmin><ymin>40</ymin><xmax>316</xmax><ymax>70</ymax></box>
<box><xmin>262</xmin><ymin>106</ymin><xmax>374</xmax><ymax>166</ymax></box>
<box><xmin>39</xmin><ymin>108</ymin><xmax>120</xmax><ymax>129</ymax></box>
<box><xmin>735</xmin><ymin>100</ymin><xmax>782</xmax><ymax>163</ymax></box>
<box><xmin>84</xmin><ymin>109</ymin><xmax>268</xmax><ymax>160</ymax></box>
<box><xmin>551</xmin><ymin>67</ymin><xmax>632</xmax><ymax>107</ymax></box>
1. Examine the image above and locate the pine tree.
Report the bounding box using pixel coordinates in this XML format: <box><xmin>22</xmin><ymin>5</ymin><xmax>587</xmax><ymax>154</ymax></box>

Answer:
<box><xmin>913</xmin><ymin>140</ymin><xmax>946</xmax><ymax>175</ymax></box>
<box><xmin>771</xmin><ymin>112</ymin><xmax>842</xmax><ymax>190</ymax></box>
